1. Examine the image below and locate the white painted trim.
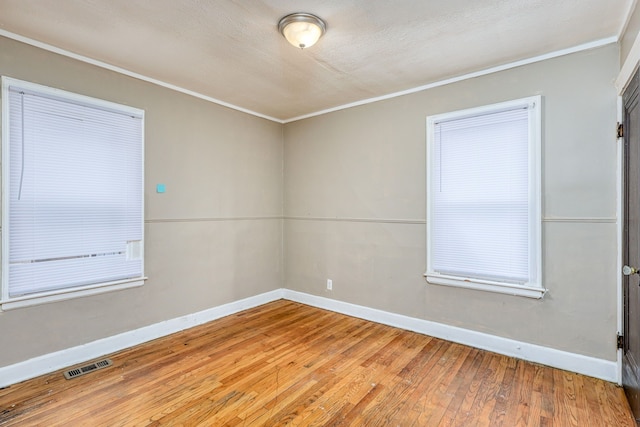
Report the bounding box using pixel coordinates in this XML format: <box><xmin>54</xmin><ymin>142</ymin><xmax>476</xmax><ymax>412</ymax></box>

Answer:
<box><xmin>0</xmin><ymin>29</ymin><xmax>283</xmax><ymax>124</ymax></box>
<box><xmin>0</xmin><ymin>278</ymin><xmax>146</xmax><ymax>311</ymax></box>
<box><xmin>1</xmin><ymin>78</ymin><xmax>9</xmax><ymax>305</ymax></box>
<box><xmin>282</xmin><ymin>290</ymin><xmax>618</xmax><ymax>382</ymax></box>
<box><xmin>0</xmin><ymin>289</ymin><xmax>284</xmax><ymax>388</ymax></box>
<box><xmin>2</xmin><ymin>76</ymin><xmax>144</xmax><ymax>117</ymax></box>
<box><xmin>0</xmin><ymin>288</ymin><xmax>618</xmax><ymax>387</ymax></box>
<box><xmin>0</xmin><ymin>29</ymin><xmax>616</xmax><ymax>124</ymax></box>
<box><xmin>0</xmin><ymin>76</ymin><xmax>146</xmax><ymax>312</ymax></box>
<box><xmin>424</xmin><ymin>273</ymin><xmax>546</xmax><ymax>299</ymax></box>
<box><xmin>617</xmin><ymin>24</ymin><xmax>640</xmax><ymax>94</ymax></box>
<box><xmin>425</xmin><ymin>96</ymin><xmax>544</xmax><ymax>297</ymax></box>
<box><xmin>285</xmin><ymin>38</ymin><xmax>617</xmax><ymax>123</ymax></box>
<box><xmin>617</xmin><ymin>94</ymin><xmax>624</xmax><ymax>385</ymax></box>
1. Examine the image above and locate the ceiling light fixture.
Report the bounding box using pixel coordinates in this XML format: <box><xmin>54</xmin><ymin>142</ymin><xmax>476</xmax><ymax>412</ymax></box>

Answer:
<box><xmin>278</xmin><ymin>13</ymin><xmax>326</xmax><ymax>49</ymax></box>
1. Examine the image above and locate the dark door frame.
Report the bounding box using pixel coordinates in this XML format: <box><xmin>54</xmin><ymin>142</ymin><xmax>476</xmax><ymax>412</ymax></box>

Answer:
<box><xmin>621</xmin><ymin>67</ymin><xmax>640</xmax><ymax>422</ymax></box>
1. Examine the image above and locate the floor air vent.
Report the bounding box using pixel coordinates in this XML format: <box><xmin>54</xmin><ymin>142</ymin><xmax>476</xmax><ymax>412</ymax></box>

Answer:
<box><xmin>63</xmin><ymin>358</ymin><xmax>113</xmax><ymax>380</ymax></box>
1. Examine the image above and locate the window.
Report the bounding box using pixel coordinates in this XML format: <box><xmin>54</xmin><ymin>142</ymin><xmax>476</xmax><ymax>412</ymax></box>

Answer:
<box><xmin>1</xmin><ymin>77</ymin><xmax>145</xmax><ymax>310</ymax></box>
<box><xmin>425</xmin><ymin>96</ymin><xmax>543</xmax><ymax>298</ymax></box>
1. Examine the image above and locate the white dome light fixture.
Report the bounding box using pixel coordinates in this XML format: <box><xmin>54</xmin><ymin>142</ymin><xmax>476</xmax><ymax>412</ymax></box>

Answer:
<box><xmin>278</xmin><ymin>13</ymin><xmax>326</xmax><ymax>49</ymax></box>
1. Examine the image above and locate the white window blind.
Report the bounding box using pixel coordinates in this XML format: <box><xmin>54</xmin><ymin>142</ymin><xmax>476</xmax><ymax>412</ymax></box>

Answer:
<box><xmin>3</xmin><ymin>79</ymin><xmax>144</xmax><ymax>302</ymax></box>
<box><xmin>426</xmin><ymin>97</ymin><xmax>542</xmax><ymax>297</ymax></box>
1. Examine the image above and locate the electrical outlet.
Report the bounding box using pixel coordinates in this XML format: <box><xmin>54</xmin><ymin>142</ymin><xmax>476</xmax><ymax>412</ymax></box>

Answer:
<box><xmin>327</xmin><ymin>279</ymin><xmax>333</xmax><ymax>290</ymax></box>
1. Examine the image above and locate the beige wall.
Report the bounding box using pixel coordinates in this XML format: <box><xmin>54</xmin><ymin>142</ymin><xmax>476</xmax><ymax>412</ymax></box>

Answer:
<box><xmin>0</xmin><ymin>34</ymin><xmax>622</xmax><ymax>369</ymax></box>
<box><xmin>0</xmin><ymin>36</ymin><xmax>283</xmax><ymax>367</ymax></box>
<box><xmin>284</xmin><ymin>44</ymin><xmax>619</xmax><ymax>361</ymax></box>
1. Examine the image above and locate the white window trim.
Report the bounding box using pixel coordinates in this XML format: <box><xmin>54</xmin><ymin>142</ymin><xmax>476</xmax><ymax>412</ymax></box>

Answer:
<box><xmin>0</xmin><ymin>76</ymin><xmax>147</xmax><ymax>310</ymax></box>
<box><xmin>0</xmin><ymin>279</ymin><xmax>146</xmax><ymax>310</ymax></box>
<box><xmin>424</xmin><ymin>96</ymin><xmax>545</xmax><ymax>299</ymax></box>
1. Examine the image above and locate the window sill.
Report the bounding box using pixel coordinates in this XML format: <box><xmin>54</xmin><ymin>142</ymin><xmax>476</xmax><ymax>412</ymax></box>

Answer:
<box><xmin>0</xmin><ymin>277</ymin><xmax>147</xmax><ymax>311</ymax></box>
<box><xmin>424</xmin><ymin>273</ymin><xmax>546</xmax><ymax>299</ymax></box>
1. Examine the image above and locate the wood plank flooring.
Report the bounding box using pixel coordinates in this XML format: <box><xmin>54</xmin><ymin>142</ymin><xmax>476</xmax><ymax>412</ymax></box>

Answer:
<box><xmin>0</xmin><ymin>300</ymin><xmax>635</xmax><ymax>426</ymax></box>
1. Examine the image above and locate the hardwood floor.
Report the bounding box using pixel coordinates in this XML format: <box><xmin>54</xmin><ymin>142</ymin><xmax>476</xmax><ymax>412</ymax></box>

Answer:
<box><xmin>0</xmin><ymin>300</ymin><xmax>635</xmax><ymax>426</ymax></box>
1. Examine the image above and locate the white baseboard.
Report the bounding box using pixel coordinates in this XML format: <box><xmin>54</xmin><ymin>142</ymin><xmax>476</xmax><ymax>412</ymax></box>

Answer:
<box><xmin>281</xmin><ymin>289</ymin><xmax>618</xmax><ymax>383</ymax></box>
<box><xmin>0</xmin><ymin>288</ymin><xmax>617</xmax><ymax>388</ymax></box>
<box><xmin>0</xmin><ymin>289</ymin><xmax>284</xmax><ymax>388</ymax></box>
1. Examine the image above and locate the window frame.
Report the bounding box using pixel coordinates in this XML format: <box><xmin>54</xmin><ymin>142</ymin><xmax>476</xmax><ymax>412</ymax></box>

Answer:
<box><xmin>425</xmin><ymin>96</ymin><xmax>544</xmax><ymax>299</ymax></box>
<box><xmin>0</xmin><ymin>77</ymin><xmax>146</xmax><ymax>310</ymax></box>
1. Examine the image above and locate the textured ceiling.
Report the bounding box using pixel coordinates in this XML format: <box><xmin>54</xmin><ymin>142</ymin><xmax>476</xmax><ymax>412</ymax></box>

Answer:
<box><xmin>0</xmin><ymin>0</ymin><xmax>633</xmax><ymax>121</ymax></box>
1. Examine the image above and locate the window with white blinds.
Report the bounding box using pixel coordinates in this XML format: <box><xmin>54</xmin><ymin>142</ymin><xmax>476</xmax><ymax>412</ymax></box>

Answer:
<box><xmin>425</xmin><ymin>96</ymin><xmax>543</xmax><ymax>298</ymax></box>
<box><xmin>1</xmin><ymin>77</ymin><xmax>145</xmax><ymax>309</ymax></box>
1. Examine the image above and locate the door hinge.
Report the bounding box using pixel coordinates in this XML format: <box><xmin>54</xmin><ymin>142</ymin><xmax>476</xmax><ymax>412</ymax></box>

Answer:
<box><xmin>618</xmin><ymin>333</ymin><xmax>625</xmax><ymax>349</ymax></box>
<box><xmin>617</xmin><ymin>122</ymin><xmax>624</xmax><ymax>139</ymax></box>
